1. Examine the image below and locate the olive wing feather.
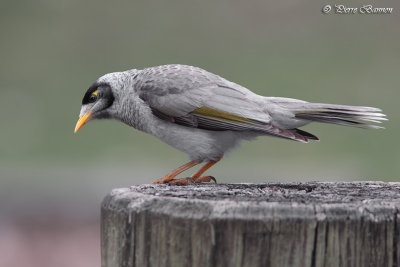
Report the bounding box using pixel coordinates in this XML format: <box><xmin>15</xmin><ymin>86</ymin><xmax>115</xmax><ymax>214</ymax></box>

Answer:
<box><xmin>136</xmin><ymin>65</ymin><xmax>312</xmax><ymax>142</ymax></box>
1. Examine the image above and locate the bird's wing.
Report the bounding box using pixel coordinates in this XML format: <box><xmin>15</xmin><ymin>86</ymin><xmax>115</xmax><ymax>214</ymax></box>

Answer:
<box><xmin>137</xmin><ymin>65</ymin><xmax>310</xmax><ymax>142</ymax></box>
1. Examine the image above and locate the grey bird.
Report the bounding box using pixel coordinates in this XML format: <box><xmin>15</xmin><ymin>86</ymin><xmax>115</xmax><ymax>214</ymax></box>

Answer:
<box><xmin>74</xmin><ymin>64</ymin><xmax>386</xmax><ymax>185</ymax></box>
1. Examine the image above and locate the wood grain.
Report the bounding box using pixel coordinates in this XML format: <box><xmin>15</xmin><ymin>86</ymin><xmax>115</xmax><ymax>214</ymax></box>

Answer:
<box><xmin>101</xmin><ymin>182</ymin><xmax>400</xmax><ymax>267</ymax></box>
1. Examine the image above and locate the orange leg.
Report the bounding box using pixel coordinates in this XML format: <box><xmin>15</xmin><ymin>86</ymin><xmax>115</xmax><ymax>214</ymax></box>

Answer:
<box><xmin>191</xmin><ymin>159</ymin><xmax>220</xmax><ymax>182</ymax></box>
<box><xmin>165</xmin><ymin>160</ymin><xmax>220</xmax><ymax>185</ymax></box>
<box><xmin>152</xmin><ymin>160</ymin><xmax>200</xmax><ymax>184</ymax></box>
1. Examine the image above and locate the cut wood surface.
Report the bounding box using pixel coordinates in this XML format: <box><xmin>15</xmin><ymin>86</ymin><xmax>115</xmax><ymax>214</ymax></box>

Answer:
<box><xmin>101</xmin><ymin>182</ymin><xmax>400</xmax><ymax>267</ymax></box>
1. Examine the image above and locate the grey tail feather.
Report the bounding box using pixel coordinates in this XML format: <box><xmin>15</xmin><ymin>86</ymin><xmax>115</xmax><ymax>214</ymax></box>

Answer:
<box><xmin>292</xmin><ymin>103</ymin><xmax>387</xmax><ymax>129</ymax></box>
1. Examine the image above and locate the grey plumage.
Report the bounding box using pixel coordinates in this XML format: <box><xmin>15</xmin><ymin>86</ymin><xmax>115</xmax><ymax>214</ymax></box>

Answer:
<box><xmin>76</xmin><ymin>64</ymin><xmax>387</xmax><ymax>167</ymax></box>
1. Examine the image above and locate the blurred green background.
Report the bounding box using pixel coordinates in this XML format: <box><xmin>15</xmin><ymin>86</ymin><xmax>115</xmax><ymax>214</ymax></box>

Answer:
<box><xmin>0</xmin><ymin>0</ymin><xmax>399</xmax><ymax>264</ymax></box>
<box><xmin>1</xmin><ymin>0</ymin><xmax>399</xmax><ymax>207</ymax></box>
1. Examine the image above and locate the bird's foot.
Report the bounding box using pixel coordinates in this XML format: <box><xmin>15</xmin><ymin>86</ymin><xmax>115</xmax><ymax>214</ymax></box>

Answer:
<box><xmin>193</xmin><ymin>176</ymin><xmax>217</xmax><ymax>184</ymax></box>
<box><xmin>152</xmin><ymin>176</ymin><xmax>216</xmax><ymax>186</ymax></box>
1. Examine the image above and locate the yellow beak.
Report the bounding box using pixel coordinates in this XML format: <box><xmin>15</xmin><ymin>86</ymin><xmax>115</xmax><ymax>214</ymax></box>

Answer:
<box><xmin>74</xmin><ymin>112</ymin><xmax>92</xmax><ymax>133</ymax></box>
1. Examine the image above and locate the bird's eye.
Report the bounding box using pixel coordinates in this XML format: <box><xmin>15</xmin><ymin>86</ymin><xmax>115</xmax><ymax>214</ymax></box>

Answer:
<box><xmin>88</xmin><ymin>90</ymin><xmax>101</xmax><ymax>103</ymax></box>
<box><xmin>88</xmin><ymin>94</ymin><xmax>98</xmax><ymax>103</ymax></box>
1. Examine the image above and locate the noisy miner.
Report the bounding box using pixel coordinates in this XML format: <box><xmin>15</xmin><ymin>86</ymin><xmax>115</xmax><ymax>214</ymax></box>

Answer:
<box><xmin>74</xmin><ymin>64</ymin><xmax>386</xmax><ymax>185</ymax></box>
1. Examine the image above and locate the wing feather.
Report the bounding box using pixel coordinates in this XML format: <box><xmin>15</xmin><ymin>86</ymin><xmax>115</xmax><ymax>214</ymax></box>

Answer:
<box><xmin>137</xmin><ymin>65</ymin><xmax>269</xmax><ymax>120</ymax></box>
<box><xmin>137</xmin><ymin>65</ymin><xmax>312</xmax><ymax>142</ymax></box>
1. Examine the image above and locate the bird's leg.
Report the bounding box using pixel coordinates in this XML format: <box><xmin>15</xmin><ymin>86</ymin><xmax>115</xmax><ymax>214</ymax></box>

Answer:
<box><xmin>190</xmin><ymin>159</ymin><xmax>220</xmax><ymax>183</ymax></box>
<box><xmin>152</xmin><ymin>160</ymin><xmax>200</xmax><ymax>184</ymax></box>
<box><xmin>167</xmin><ymin>159</ymin><xmax>220</xmax><ymax>185</ymax></box>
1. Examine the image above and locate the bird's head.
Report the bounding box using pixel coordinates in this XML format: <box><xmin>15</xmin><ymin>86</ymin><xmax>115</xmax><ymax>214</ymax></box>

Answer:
<box><xmin>75</xmin><ymin>70</ymin><xmax>136</xmax><ymax>133</ymax></box>
<box><xmin>74</xmin><ymin>81</ymin><xmax>116</xmax><ymax>133</ymax></box>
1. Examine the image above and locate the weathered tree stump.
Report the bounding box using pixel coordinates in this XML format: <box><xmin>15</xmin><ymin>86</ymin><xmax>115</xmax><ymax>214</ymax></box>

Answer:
<box><xmin>101</xmin><ymin>182</ymin><xmax>400</xmax><ymax>267</ymax></box>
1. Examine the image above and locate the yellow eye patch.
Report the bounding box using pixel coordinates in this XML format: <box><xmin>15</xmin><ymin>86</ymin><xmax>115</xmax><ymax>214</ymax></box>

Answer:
<box><xmin>91</xmin><ymin>90</ymin><xmax>99</xmax><ymax>97</ymax></box>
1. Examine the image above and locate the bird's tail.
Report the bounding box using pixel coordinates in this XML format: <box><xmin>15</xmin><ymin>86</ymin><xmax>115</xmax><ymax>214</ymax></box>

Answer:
<box><xmin>291</xmin><ymin>102</ymin><xmax>387</xmax><ymax>129</ymax></box>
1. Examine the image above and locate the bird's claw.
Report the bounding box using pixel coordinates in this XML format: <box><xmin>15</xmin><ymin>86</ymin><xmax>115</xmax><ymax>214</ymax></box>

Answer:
<box><xmin>152</xmin><ymin>176</ymin><xmax>217</xmax><ymax>186</ymax></box>
<box><xmin>194</xmin><ymin>175</ymin><xmax>216</xmax><ymax>183</ymax></box>
<box><xmin>167</xmin><ymin>177</ymin><xmax>195</xmax><ymax>185</ymax></box>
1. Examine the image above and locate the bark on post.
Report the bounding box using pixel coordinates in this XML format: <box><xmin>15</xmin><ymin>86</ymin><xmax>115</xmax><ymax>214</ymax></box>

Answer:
<box><xmin>101</xmin><ymin>182</ymin><xmax>400</xmax><ymax>267</ymax></box>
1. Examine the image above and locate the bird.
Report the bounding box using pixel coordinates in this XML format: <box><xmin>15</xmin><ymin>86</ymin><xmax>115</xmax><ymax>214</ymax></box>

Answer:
<box><xmin>74</xmin><ymin>64</ymin><xmax>387</xmax><ymax>185</ymax></box>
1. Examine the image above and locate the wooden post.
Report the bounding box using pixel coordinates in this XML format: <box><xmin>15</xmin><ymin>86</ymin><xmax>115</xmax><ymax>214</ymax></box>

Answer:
<box><xmin>101</xmin><ymin>182</ymin><xmax>400</xmax><ymax>267</ymax></box>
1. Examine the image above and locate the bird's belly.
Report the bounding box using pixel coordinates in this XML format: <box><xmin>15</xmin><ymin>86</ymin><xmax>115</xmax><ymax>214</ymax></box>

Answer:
<box><xmin>153</xmin><ymin>122</ymin><xmax>243</xmax><ymax>161</ymax></box>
